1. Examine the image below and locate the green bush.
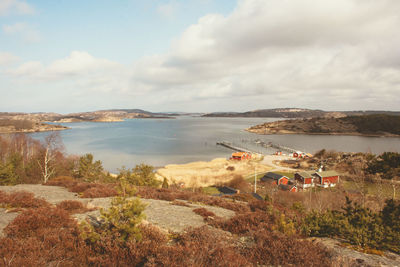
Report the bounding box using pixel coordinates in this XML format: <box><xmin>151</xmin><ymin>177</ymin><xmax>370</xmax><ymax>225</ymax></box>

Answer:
<box><xmin>117</xmin><ymin>164</ymin><xmax>161</xmax><ymax>187</ymax></box>
<box><xmin>302</xmin><ymin>197</ymin><xmax>400</xmax><ymax>253</ymax></box>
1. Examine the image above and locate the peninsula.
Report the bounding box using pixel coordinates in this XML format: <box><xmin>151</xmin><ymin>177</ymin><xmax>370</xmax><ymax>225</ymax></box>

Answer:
<box><xmin>247</xmin><ymin>114</ymin><xmax>400</xmax><ymax>137</ymax></box>
<box><xmin>0</xmin><ymin>109</ymin><xmax>176</xmax><ymax>133</ymax></box>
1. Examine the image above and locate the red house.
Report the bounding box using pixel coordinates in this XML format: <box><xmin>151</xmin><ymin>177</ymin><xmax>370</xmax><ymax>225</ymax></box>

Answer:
<box><xmin>278</xmin><ymin>184</ymin><xmax>298</xmax><ymax>192</ymax></box>
<box><xmin>294</xmin><ymin>171</ymin><xmax>314</xmax><ymax>189</ymax></box>
<box><xmin>313</xmin><ymin>171</ymin><xmax>340</xmax><ymax>188</ymax></box>
<box><xmin>231</xmin><ymin>152</ymin><xmax>251</xmax><ymax>160</ymax></box>
<box><xmin>261</xmin><ymin>172</ymin><xmax>289</xmax><ymax>185</ymax></box>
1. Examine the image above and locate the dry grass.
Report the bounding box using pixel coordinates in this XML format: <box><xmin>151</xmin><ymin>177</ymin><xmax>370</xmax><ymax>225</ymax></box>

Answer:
<box><xmin>157</xmin><ymin>158</ymin><xmax>271</xmax><ymax>188</ymax></box>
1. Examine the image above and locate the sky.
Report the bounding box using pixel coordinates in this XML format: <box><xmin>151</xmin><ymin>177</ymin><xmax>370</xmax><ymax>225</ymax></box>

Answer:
<box><xmin>0</xmin><ymin>0</ymin><xmax>400</xmax><ymax>113</ymax></box>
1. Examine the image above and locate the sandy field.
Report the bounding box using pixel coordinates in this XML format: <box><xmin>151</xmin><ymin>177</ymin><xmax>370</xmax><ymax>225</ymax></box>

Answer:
<box><xmin>156</xmin><ymin>157</ymin><xmax>272</xmax><ymax>187</ymax></box>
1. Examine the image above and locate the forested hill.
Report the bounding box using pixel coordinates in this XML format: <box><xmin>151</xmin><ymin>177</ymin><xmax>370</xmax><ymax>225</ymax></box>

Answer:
<box><xmin>203</xmin><ymin>108</ymin><xmax>400</xmax><ymax>118</ymax></box>
<box><xmin>247</xmin><ymin>114</ymin><xmax>400</xmax><ymax>136</ymax></box>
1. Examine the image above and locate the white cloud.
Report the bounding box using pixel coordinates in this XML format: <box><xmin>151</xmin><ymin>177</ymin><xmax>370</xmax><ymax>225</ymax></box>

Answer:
<box><xmin>3</xmin><ymin>0</ymin><xmax>400</xmax><ymax>112</ymax></box>
<box><xmin>7</xmin><ymin>51</ymin><xmax>130</xmax><ymax>93</ymax></box>
<box><xmin>0</xmin><ymin>0</ymin><xmax>34</xmax><ymax>16</ymax></box>
<box><xmin>127</xmin><ymin>0</ymin><xmax>400</xmax><ymax>110</ymax></box>
<box><xmin>0</xmin><ymin>51</ymin><xmax>19</xmax><ymax>66</ymax></box>
<box><xmin>3</xmin><ymin>22</ymin><xmax>40</xmax><ymax>43</ymax></box>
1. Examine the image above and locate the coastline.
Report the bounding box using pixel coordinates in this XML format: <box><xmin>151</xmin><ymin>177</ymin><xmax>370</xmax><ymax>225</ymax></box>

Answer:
<box><xmin>245</xmin><ymin>128</ymin><xmax>400</xmax><ymax>138</ymax></box>
<box><xmin>0</xmin><ymin>125</ymin><xmax>69</xmax><ymax>134</ymax></box>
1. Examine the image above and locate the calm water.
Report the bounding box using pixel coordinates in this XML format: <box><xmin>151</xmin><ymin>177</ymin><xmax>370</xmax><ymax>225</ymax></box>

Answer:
<box><xmin>32</xmin><ymin>116</ymin><xmax>400</xmax><ymax>172</ymax></box>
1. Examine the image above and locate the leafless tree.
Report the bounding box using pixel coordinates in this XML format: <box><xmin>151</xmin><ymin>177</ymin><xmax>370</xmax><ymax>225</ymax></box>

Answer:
<box><xmin>37</xmin><ymin>133</ymin><xmax>64</xmax><ymax>183</ymax></box>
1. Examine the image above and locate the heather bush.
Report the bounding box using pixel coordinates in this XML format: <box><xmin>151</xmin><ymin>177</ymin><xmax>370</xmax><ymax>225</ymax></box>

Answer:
<box><xmin>56</xmin><ymin>200</ymin><xmax>91</xmax><ymax>214</ymax></box>
<box><xmin>147</xmin><ymin>226</ymin><xmax>251</xmax><ymax>266</ymax></box>
<box><xmin>193</xmin><ymin>207</ymin><xmax>216</xmax><ymax>218</ymax></box>
<box><xmin>80</xmin><ymin>183</ymin><xmax>118</xmax><ymax>198</ymax></box>
<box><xmin>137</xmin><ymin>186</ymin><xmax>250</xmax><ymax>213</ymax></box>
<box><xmin>46</xmin><ymin>176</ymin><xmax>118</xmax><ymax>198</ymax></box>
<box><xmin>247</xmin><ymin>230</ymin><xmax>331</xmax><ymax>266</ymax></box>
<box><xmin>171</xmin><ymin>200</ymin><xmax>191</xmax><ymax>207</ymax></box>
<box><xmin>0</xmin><ymin>191</ymin><xmax>50</xmax><ymax>209</ymax></box>
<box><xmin>0</xmin><ymin>206</ymin><xmax>91</xmax><ymax>266</ymax></box>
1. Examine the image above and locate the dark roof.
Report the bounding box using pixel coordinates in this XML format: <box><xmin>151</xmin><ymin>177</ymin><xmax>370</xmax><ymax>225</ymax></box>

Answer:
<box><xmin>251</xmin><ymin>193</ymin><xmax>264</xmax><ymax>201</ymax></box>
<box><xmin>314</xmin><ymin>171</ymin><xmax>339</xmax><ymax>178</ymax></box>
<box><xmin>296</xmin><ymin>171</ymin><xmax>313</xmax><ymax>178</ymax></box>
<box><xmin>278</xmin><ymin>184</ymin><xmax>297</xmax><ymax>191</ymax></box>
<box><xmin>218</xmin><ymin>186</ymin><xmax>238</xmax><ymax>195</ymax></box>
<box><xmin>261</xmin><ymin>172</ymin><xmax>286</xmax><ymax>182</ymax></box>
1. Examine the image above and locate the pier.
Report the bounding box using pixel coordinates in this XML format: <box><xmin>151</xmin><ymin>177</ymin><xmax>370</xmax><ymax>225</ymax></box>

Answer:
<box><xmin>217</xmin><ymin>140</ymin><xmax>302</xmax><ymax>155</ymax></box>
<box><xmin>254</xmin><ymin>139</ymin><xmax>299</xmax><ymax>153</ymax></box>
<box><xmin>216</xmin><ymin>141</ymin><xmax>255</xmax><ymax>154</ymax></box>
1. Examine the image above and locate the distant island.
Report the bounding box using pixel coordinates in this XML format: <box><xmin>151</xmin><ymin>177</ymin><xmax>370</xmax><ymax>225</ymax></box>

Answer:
<box><xmin>0</xmin><ymin>119</ymin><xmax>68</xmax><ymax>134</ymax></box>
<box><xmin>203</xmin><ymin>108</ymin><xmax>400</xmax><ymax>118</ymax></box>
<box><xmin>0</xmin><ymin>109</ymin><xmax>176</xmax><ymax>133</ymax></box>
<box><xmin>247</xmin><ymin>114</ymin><xmax>400</xmax><ymax>137</ymax></box>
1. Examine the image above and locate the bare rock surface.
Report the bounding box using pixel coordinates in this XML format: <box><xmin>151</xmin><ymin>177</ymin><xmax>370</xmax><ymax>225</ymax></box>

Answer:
<box><xmin>0</xmin><ymin>185</ymin><xmax>234</xmax><ymax>234</ymax></box>
<box><xmin>0</xmin><ymin>208</ymin><xmax>19</xmax><ymax>237</ymax></box>
<box><xmin>0</xmin><ymin>184</ymin><xmax>80</xmax><ymax>204</ymax></box>
<box><xmin>75</xmin><ymin>197</ymin><xmax>235</xmax><ymax>233</ymax></box>
<box><xmin>314</xmin><ymin>238</ymin><xmax>400</xmax><ymax>267</ymax></box>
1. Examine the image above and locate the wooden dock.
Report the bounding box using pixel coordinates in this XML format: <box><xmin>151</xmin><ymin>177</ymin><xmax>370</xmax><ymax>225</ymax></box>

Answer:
<box><xmin>217</xmin><ymin>140</ymin><xmax>301</xmax><ymax>155</ymax></box>
<box><xmin>254</xmin><ymin>140</ymin><xmax>299</xmax><ymax>153</ymax></box>
<box><xmin>216</xmin><ymin>141</ymin><xmax>254</xmax><ymax>153</ymax></box>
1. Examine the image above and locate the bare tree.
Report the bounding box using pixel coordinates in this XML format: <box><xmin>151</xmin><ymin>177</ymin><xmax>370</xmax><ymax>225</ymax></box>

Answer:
<box><xmin>347</xmin><ymin>161</ymin><xmax>368</xmax><ymax>207</ymax></box>
<box><xmin>38</xmin><ymin>133</ymin><xmax>63</xmax><ymax>183</ymax></box>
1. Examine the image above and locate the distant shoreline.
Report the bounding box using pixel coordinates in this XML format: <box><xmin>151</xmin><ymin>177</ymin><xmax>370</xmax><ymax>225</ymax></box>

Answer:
<box><xmin>246</xmin><ymin>115</ymin><xmax>400</xmax><ymax>138</ymax></box>
<box><xmin>246</xmin><ymin>128</ymin><xmax>400</xmax><ymax>138</ymax></box>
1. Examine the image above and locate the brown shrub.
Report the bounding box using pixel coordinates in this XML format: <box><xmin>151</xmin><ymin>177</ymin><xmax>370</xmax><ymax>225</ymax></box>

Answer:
<box><xmin>0</xmin><ymin>191</ymin><xmax>50</xmax><ymax>209</ymax></box>
<box><xmin>226</xmin><ymin>166</ymin><xmax>235</xmax><ymax>171</ymax></box>
<box><xmin>249</xmin><ymin>200</ymin><xmax>271</xmax><ymax>212</ymax></box>
<box><xmin>146</xmin><ymin>226</ymin><xmax>251</xmax><ymax>266</ymax></box>
<box><xmin>45</xmin><ymin>175</ymin><xmax>77</xmax><ymax>188</ymax></box>
<box><xmin>80</xmin><ymin>184</ymin><xmax>118</xmax><ymax>198</ymax></box>
<box><xmin>0</xmin><ymin>207</ymin><xmax>90</xmax><ymax>266</ymax></box>
<box><xmin>171</xmin><ymin>200</ymin><xmax>191</xmax><ymax>207</ymax></box>
<box><xmin>210</xmin><ymin>211</ymin><xmax>275</xmax><ymax>235</ymax></box>
<box><xmin>5</xmin><ymin>207</ymin><xmax>74</xmax><ymax>238</ymax></box>
<box><xmin>246</xmin><ymin>230</ymin><xmax>331</xmax><ymax>267</ymax></box>
<box><xmin>69</xmin><ymin>182</ymin><xmax>93</xmax><ymax>193</ymax></box>
<box><xmin>56</xmin><ymin>200</ymin><xmax>91</xmax><ymax>214</ymax></box>
<box><xmin>224</xmin><ymin>175</ymin><xmax>249</xmax><ymax>191</ymax></box>
<box><xmin>193</xmin><ymin>208</ymin><xmax>216</xmax><ymax>218</ymax></box>
<box><xmin>137</xmin><ymin>186</ymin><xmax>250</xmax><ymax>213</ymax></box>
<box><xmin>46</xmin><ymin>176</ymin><xmax>118</xmax><ymax>198</ymax></box>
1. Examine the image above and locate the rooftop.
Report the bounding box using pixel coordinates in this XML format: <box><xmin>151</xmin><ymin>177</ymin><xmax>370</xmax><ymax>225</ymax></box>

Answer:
<box><xmin>314</xmin><ymin>171</ymin><xmax>339</xmax><ymax>177</ymax></box>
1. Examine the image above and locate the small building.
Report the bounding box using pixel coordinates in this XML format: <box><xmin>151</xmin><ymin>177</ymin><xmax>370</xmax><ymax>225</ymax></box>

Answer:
<box><xmin>261</xmin><ymin>172</ymin><xmax>289</xmax><ymax>185</ymax></box>
<box><xmin>313</xmin><ymin>171</ymin><xmax>340</xmax><ymax>188</ymax></box>
<box><xmin>218</xmin><ymin>186</ymin><xmax>239</xmax><ymax>195</ymax></box>
<box><xmin>294</xmin><ymin>171</ymin><xmax>315</xmax><ymax>189</ymax></box>
<box><xmin>278</xmin><ymin>184</ymin><xmax>298</xmax><ymax>192</ymax></box>
<box><xmin>231</xmin><ymin>152</ymin><xmax>251</xmax><ymax>160</ymax></box>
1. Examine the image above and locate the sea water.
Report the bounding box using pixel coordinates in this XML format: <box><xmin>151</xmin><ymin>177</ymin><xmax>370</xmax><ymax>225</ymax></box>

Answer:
<box><xmin>32</xmin><ymin>116</ymin><xmax>400</xmax><ymax>172</ymax></box>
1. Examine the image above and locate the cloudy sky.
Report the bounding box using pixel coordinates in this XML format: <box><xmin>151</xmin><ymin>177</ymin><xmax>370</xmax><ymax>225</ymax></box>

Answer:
<box><xmin>0</xmin><ymin>0</ymin><xmax>399</xmax><ymax>113</ymax></box>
